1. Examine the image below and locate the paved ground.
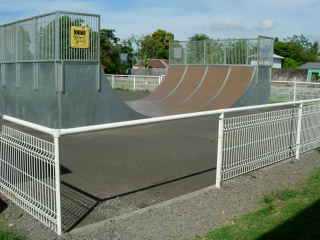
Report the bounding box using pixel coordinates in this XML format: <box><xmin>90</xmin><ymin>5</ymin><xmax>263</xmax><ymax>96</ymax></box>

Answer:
<box><xmin>115</xmin><ymin>89</ymin><xmax>149</xmax><ymax>102</ymax></box>
<box><xmin>0</xmin><ymin>90</ymin><xmax>307</xmax><ymax>240</ymax></box>
<box><xmin>1</xmin><ymin>150</ymin><xmax>319</xmax><ymax>240</ymax></box>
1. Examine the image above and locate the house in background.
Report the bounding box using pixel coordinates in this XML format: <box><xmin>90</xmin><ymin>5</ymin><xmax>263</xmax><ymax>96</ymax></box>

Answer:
<box><xmin>299</xmin><ymin>62</ymin><xmax>320</xmax><ymax>81</ymax></box>
<box><xmin>132</xmin><ymin>59</ymin><xmax>168</xmax><ymax>75</ymax></box>
<box><xmin>252</xmin><ymin>54</ymin><xmax>284</xmax><ymax>69</ymax></box>
<box><xmin>273</xmin><ymin>54</ymin><xmax>284</xmax><ymax>69</ymax></box>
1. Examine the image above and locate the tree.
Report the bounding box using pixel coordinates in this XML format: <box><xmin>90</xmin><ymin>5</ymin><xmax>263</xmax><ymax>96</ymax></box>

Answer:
<box><xmin>274</xmin><ymin>35</ymin><xmax>319</xmax><ymax>69</ymax></box>
<box><xmin>100</xmin><ymin>29</ymin><xmax>134</xmax><ymax>74</ymax></box>
<box><xmin>189</xmin><ymin>34</ymin><xmax>210</xmax><ymax>42</ymax></box>
<box><xmin>139</xmin><ymin>29</ymin><xmax>174</xmax><ymax>63</ymax></box>
<box><xmin>283</xmin><ymin>58</ymin><xmax>299</xmax><ymax>69</ymax></box>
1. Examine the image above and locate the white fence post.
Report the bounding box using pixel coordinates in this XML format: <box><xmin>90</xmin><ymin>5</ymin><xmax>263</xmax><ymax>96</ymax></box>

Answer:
<box><xmin>295</xmin><ymin>103</ymin><xmax>303</xmax><ymax>160</ymax></box>
<box><xmin>54</xmin><ymin>133</ymin><xmax>62</xmax><ymax>235</ymax></box>
<box><xmin>111</xmin><ymin>75</ymin><xmax>115</xmax><ymax>89</ymax></box>
<box><xmin>133</xmin><ymin>75</ymin><xmax>136</xmax><ymax>90</ymax></box>
<box><xmin>216</xmin><ymin>112</ymin><xmax>224</xmax><ymax>189</ymax></box>
<box><xmin>293</xmin><ymin>79</ymin><xmax>297</xmax><ymax>102</ymax></box>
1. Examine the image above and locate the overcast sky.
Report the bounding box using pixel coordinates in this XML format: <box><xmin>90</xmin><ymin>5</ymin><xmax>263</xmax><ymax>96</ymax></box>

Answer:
<box><xmin>0</xmin><ymin>0</ymin><xmax>318</xmax><ymax>41</ymax></box>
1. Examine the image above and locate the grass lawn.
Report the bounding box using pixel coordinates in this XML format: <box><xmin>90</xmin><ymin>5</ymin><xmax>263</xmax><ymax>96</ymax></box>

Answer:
<box><xmin>0</xmin><ymin>201</ymin><xmax>24</xmax><ymax>240</ymax></box>
<box><xmin>268</xmin><ymin>95</ymin><xmax>291</xmax><ymax>104</ymax></box>
<box><xmin>197</xmin><ymin>167</ymin><xmax>320</xmax><ymax>240</ymax></box>
<box><xmin>0</xmin><ymin>221</ymin><xmax>23</xmax><ymax>240</ymax></box>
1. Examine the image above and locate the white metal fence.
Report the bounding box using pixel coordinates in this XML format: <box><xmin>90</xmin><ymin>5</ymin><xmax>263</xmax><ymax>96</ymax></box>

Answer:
<box><xmin>105</xmin><ymin>74</ymin><xmax>165</xmax><ymax>91</ymax></box>
<box><xmin>216</xmin><ymin>100</ymin><xmax>320</xmax><ymax>188</ymax></box>
<box><xmin>0</xmin><ymin>125</ymin><xmax>61</xmax><ymax>233</ymax></box>
<box><xmin>2</xmin><ymin>98</ymin><xmax>320</xmax><ymax>235</ymax></box>
<box><xmin>271</xmin><ymin>81</ymin><xmax>320</xmax><ymax>103</ymax></box>
<box><xmin>0</xmin><ymin>118</ymin><xmax>61</xmax><ymax>235</ymax></box>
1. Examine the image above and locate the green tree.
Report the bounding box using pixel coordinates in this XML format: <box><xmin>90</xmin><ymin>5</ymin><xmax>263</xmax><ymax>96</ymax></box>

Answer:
<box><xmin>100</xmin><ymin>29</ymin><xmax>134</xmax><ymax>74</ymax></box>
<box><xmin>283</xmin><ymin>58</ymin><xmax>299</xmax><ymax>69</ymax></box>
<box><xmin>274</xmin><ymin>35</ymin><xmax>319</xmax><ymax>69</ymax></box>
<box><xmin>189</xmin><ymin>34</ymin><xmax>210</xmax><ymax>42</ymax></box>
<box><xmin>187</xmin><ymin>34</ymin><xmax>210</xmax><ymax>64</ymax></box>
<box><xmin>139</xmin><ymin>29</ymin><xmax>174</xmax><ymax>63</ymax></box>
<box><xmin>100</xmin><ymin>29</ymin><xmax>121</xmax><ymax>73</ymax></box>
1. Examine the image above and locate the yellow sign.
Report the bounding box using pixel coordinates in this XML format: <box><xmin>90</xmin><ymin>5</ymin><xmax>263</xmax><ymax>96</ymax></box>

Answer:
<box><xmin>70</xmin><ymin>26</ymin><xmax>90</xmax><ymax>49</ymax></box>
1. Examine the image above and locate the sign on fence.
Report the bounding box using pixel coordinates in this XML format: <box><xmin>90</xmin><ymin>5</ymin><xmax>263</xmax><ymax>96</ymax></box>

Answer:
<box><xmin>71</xmin><ymin>26</ymin><xmax>90</xmax><ymax>49</ymax></box>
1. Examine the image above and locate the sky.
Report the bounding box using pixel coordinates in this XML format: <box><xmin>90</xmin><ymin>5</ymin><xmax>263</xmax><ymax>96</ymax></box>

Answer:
<box><xmin>0</xmin><ymin>0</ymin><xmax>319</xmax><ymax>42</ymax></box>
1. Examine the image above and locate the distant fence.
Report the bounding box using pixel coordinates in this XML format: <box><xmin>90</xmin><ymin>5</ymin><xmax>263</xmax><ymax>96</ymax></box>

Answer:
<box><xmin>271</xmin><ymin>81</ymin><xmax>320</xmax><ymax>103</ymax></box>
<box><xmin>105</xmin><ymin>74</ymin><xmax>165</xmax><ymax>91</ymax></box>
<box><xmin>169</xmin><ymin>36</ymin><xmax>274</xmax><ymax>66</ymax></box>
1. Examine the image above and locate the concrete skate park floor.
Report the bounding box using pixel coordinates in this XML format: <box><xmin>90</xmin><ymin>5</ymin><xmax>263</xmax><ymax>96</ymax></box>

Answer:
<box><xmin>1</xmin><ymin>90</ymin><xmax>292</xmax><ymax>231</ymax></box>
<box><xmin>59</xmin><ymin>90</ymin><xmax>291</xmax><ymax>231</ymax></box>
<box><xmin>60</xmin><ymin>90</ymin><xmax>218</xmax><ymax>230</ymax></box>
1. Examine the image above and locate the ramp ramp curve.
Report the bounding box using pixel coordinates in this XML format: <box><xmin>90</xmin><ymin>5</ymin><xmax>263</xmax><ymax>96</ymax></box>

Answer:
<box><xmin>128</xmin><ymin>65</ymin><xmax>258</xmax><ymax>117</ymax></box>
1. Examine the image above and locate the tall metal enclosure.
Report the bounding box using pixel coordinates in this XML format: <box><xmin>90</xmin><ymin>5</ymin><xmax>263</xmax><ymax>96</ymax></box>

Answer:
<box><xmin>0</xmin><ymin>12</ymin><xmax>140</xmax><ymax>128</ymax></box>
<box><xmin>169</xmin><ymin>36</ymin><xmax>274</xmax><ymax>106</ymax></box>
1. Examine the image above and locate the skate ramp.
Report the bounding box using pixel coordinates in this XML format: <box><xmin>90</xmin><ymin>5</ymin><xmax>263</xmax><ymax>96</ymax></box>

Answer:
<box><xmin>203</xmin><ymin>66</ymin><xmax>256</xmax><ymax>109</ymax></box>
<box><xmin>144</xmin><ymin>65</ymin><xmax>187</xmax><ymax>101</ymax></box>
<box><xmin>128</xmin><ymin>65</ymin><xmax>256</xmax><ymax>116</ymax></box>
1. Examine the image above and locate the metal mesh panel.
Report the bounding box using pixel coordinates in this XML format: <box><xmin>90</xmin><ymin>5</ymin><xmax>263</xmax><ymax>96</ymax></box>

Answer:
<box><xmin>221</xmin><ymin>108</ymin><xmax>298</xmax><ymax>181</ymax></box>
<box><xmin>271</xmin><ymin>82</ymin><xmax>294</xmax><ymax>102</ymax></box>
<box><xmin>0</xmin><ymin>12</ymin><xmax>102</xmax><ymax>128</ymax></box>
<box><xmin>169</xmin><ymin>37</ymin><xmax>273</xmax><ymax>66</ymax></box>
<box><xmin>271</xmin><ymin>81</ymin><xmax>320</xmax><ymax>103</ymax></box>
<box><xmin>301</xmin><ymin>103</ymin><xmax>320</xmax><ymax>153</ymax></box>
<box><xmin>0</xmin><ymin>11</ymin><xmax>100</xmax><ymax>63</ymax></box>
<box><xmin>258</xmin><ymin>37</ymin><xmax>274</xmax><ymax>66</ymax></box>
<box><xmin>59</xmin><ymin>13</ymin><xmax>100</xmax><ymax>61</ymax></box>
<box><xmin>0</xmin><ymin>126</ymin><xmax>58</xmax><ymax>232</ymax></box>
<box><xmin>106</xmin><ymin>74</ymin><xmax>163</xmax><ymax>91</ymax></box>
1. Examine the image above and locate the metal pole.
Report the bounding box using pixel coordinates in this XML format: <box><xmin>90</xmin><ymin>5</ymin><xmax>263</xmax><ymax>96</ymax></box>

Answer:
<box><xmin>159</xmin><ymin>75</ymin><xmax>164</xmax><ymax>85</ymax></box>
<box><xmin>111</xmin><ymin>75</ymin><xmax>115</xmax><ymax>88</ymax></box>
<box><xmin>295</xmin><ymin>103</ymin><xmax>303</xmax><ymax>160</ymax></box>
<box><xmin>54</xmin><ymin>133</ymin><xmax>62</xmax><ymax>235</ymax></box>
<box><xmin>216</xmin><ymin>112</ymin><xmax>224</xmax><ymax>189</ymax></box>
<box><xmin>293</xmin><ymin>79</ymin><xmax>297</xmax><ymax>102</ymax></box>
<box><xmin>203</xmin><ymin>40</ymin><xmax>206</xmax><ymax>65</ymax></box>
<box><xmin>133</xmin><ymin>75</ymin><xmax>136</xmax><ymax>90</ymax></box>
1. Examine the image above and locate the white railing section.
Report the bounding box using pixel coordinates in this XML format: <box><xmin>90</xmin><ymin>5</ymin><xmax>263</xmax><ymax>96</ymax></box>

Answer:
<box><xmin>0</xmin><ymin>126</ymin><xmax>60</xmax><ymax>233</ymax></box>
<box><xmin>301</xmin><ymin>103</ymin><xmax>320</xmax><ymax>153</ymax></box>
<box><xmin>105</xmin><ymin>74</ymin><xmax>165</xmax><ymax>91</ymax></box>
<box><xmin>215</xmin><ymin>100</ymin><xmax>320</xmax><ymax>188</ymax></box>
<box><xmin>218</xmin><ymin>108</ymin><xmax>298</xmax><ymax>184</ymax></box>
<box><xmin>272</xmin><ymin>81</ymin><xmax>320</xmax><ymax>102</ymax></box>
<box><xmin>0</xmin><ymin>117</ymin><xmax>62</xmax><ymax>235</ymax></box>
<box><xmin>2</xmin><ymin>98</ymin><xmax>320</xmax><ymax>235</ymax></box>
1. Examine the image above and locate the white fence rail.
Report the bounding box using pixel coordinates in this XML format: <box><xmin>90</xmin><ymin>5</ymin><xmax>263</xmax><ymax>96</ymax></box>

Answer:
<box><xmin>105</xmin><ymin>74</ymin><xmax>165</xmax><ymax>91</ymax></box>
<box><xmin>2</xmin><ymin>98</ymin><xmax>320</xmax><ymax>235</ymax></box>
<box><xmin>271</xmin><ymin>81</ymin><xmax>320</xmax><ymax>103</ymax></box>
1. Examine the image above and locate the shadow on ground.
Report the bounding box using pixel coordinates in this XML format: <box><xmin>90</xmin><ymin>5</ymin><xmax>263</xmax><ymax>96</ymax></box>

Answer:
<box><xmin>258</xmin><ymin>200</ymin><xmax>320</xmax><ymax>240</ymax></box>
<box><xmin>61</xmin><ymin>183</ymin><xmax>98</xmax><ymax>232</ymax></box>
<box><xmin>0</xmin><ymin>197</ymin><xmax>7</xmax><ymax>214</ymax></box>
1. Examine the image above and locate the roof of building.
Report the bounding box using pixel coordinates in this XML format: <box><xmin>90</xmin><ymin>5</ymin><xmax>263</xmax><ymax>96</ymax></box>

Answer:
<box><xmin>148</xmin><ymin>59</ymin><xmax>169</xmax><ymax>69</ymax></box>
<box><xmin>273</xmin><ymin>54</ymin><xmax>284</xmax><ymax>59</ymax></box>
<box><xmin>299</xmin><ymin>62</ymin><xmax>320</xmax><ymax>70</ymax></box>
